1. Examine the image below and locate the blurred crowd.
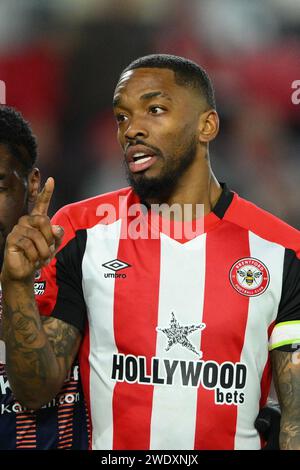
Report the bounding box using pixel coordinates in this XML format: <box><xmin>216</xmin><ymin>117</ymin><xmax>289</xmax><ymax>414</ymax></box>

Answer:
<box><xmin>0</xmin><ymin>0</ymin><xmax>299</xmax><ymax>226</ymax></box>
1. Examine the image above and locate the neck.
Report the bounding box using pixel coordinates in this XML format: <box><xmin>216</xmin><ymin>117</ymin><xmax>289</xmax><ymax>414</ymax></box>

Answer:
<box><xmin>145</xmin><ymin>155</ymin><xmax>222</xmax><ymax>221</ymax></box>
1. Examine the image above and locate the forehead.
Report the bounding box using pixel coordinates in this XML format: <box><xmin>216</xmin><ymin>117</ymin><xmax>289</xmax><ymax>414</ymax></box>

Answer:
<box><xmin>0</xmin><ymin>144</ymin><xmax>15</xmax><ymax>171</ymax></box>
<box><xmin>0</xmin><ymin>143</ymin><xmax>26</xmax><ymax>181</ymax></box>
<box><xmin>114</xmin><ymin>68</ymin><xmax>192</xmax><ymax>104</ymax></box>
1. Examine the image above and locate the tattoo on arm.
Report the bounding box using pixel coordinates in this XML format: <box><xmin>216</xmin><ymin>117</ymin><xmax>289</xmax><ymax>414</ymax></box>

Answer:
<box><xmin>2</xmin><ymin>291</ymin><xmax>81</xmax><ymax>407</ymax></box>
<box><xmin>271</xmin><ymin>348</ymin><xmax>300</xmax><ymax>450</ymax></box>
<box><xmin>41</xmin><ymin>316</ymin><xmax>81</xmax><ymax>374</ymax></box>
<box><xmin>3</xmin><ymin>297</ymin><xmax>58</xmax><ymax>405</ymax></box>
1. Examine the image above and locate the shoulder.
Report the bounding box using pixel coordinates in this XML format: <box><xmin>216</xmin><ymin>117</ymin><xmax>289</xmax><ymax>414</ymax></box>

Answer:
<box><xmin>51</xmin><ymin>186</ymin><xmax>136</xmax><ymax>233</ymax></box>
<box><xmin>225</xmin><ymin>193</ymin><xmax>300</xmax><ymax>256</ymax></box>
<box><xmin>50</xmin><ymin>187</ymin><xmax>137</xmax><ymax>251</ymax></box>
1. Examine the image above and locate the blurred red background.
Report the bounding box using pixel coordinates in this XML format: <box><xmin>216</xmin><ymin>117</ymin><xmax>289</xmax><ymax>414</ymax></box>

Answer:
<box><xmin>0</xmin><ymin>0</ymin><xmax>299</xmax><ymax>226</ymax></box>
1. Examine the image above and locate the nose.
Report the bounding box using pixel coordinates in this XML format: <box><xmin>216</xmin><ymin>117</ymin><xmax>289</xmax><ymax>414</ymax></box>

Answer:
<box><xmin>124</xmin><ymin>118</ymin><xmax>149</xmax><ymax>142</ymax></box>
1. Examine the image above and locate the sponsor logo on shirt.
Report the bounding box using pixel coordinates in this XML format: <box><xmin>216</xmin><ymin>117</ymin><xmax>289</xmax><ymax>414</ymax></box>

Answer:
<box><xmin>34</xmin><ymin>269</ymin><xmax>46</xmax><ymax>295</ymax></box>
<box><xmin>34</xmin><ymin>281</ymin><xmax>46</xmax><ymax>296</ymax></box>
<box><xmin>229</xmin><ymin>257</ymin><xmax>270</xmax><ymax>297</ymax></box>
<box><xmin>0</xmin><ymin>364</ymin><xmax>81</xmax><ymax>414</ymax></box>
<box><xmin>111</xmin><ymin>310</ymin><xmax>246</xmax><ymax>405</ymax></box>
<box><xmin>102</xmin><ymin>259</ymin><xmax>131</xmax><ymax>279</ymax></box>
<box><xmin>0</xmin><ymin>392</ymin><xmax>82</xmax><ymax>415</ymax></box>
<box><xmin>111</xmin><ymin>354</ymin><xmax>246</xmax><ymax>405</ymax></box>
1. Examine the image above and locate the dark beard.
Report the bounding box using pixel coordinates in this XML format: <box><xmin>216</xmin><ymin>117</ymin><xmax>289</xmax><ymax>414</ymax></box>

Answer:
<box><xmin>125</xmin><ymin>138</ymin><xmax>197</xmax><ymax>204</ymax></box>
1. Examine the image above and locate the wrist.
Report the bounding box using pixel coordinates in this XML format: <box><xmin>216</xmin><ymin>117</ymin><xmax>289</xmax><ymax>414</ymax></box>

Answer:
<box><xmin>0</xmin><ymin>273</ymin><xmax>35</xmax><ymax>297</ymax></box>
<box><xmin>1</xmin><ymin>269</ymin><xmax>35</xmax><ymax>286</ymax></box>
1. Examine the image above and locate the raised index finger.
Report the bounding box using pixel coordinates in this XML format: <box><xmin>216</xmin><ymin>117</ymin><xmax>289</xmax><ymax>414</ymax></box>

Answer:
<box><xmin>31</xmin><ymin>177</ymin><xmax>55</xmax><ymax>216</ymax></box>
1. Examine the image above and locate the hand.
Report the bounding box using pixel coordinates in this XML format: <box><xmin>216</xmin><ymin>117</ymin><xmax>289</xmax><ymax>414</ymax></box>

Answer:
<box><xmin>255</xmin><ymin>404</ymin><xmax>281</xmax><ymax>450</ymax></box>
<box><xmin>1</xmin><ymin>177</ymin><xmax>64</xmax><ymax>282</ymax></box>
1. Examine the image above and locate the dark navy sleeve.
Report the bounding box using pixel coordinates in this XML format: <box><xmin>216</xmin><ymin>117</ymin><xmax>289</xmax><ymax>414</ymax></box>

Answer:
<box><xmin>270</xmin><ymin>249</ymin><xmax>300</xmax><ymax>352</ymax></box>
<box><xmin>276</xmin><ymin>249</ymin><xmax>300</xmax><ymax>324</ymax></box>
<box><xmin>36</xmin><ymin>229</ymin><xmax>87</xmax><ymax>333</ymax></box>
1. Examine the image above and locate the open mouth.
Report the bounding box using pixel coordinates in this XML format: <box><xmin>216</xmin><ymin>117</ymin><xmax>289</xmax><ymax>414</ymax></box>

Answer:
<box><xmin>126</xmin><ymin>145</ymin><xmax>159</xmax><ymax>173</ymax></box>
<box><xmin>129</xmin><ymin>153</ymin><xmax>158</xmax><ymax>173</ymax></box>
<box><xmin>132</xmin><ymin>153</ymin><xmax>153</xmax><ymax>165</ymax></box>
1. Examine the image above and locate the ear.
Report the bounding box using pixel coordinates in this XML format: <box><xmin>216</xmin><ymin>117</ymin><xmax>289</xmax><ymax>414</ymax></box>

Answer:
<box><xmin>27</xmin><ymin>168</ymin><xmax>40</xmax><ymax>202</ymax></box>
<box><xmin>198</xmin><ymin>110</ymin><xmax>219</xmax><ymax>143</ymax></box>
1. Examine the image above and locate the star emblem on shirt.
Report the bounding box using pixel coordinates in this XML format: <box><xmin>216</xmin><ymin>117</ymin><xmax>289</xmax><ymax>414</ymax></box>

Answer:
<box><xmin>156</xmin><ymin>312</ymin><xmax>206</xmax><ymax>358</ymax></box>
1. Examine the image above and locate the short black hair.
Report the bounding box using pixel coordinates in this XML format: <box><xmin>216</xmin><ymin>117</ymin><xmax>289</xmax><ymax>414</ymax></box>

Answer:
<box><xmin>121</xmin><ymin>54</ymin><xmax>216</xmax><ymax>109</ymax></box>
<box><xmin>0</xmin><ymin>105</ymin><xmax>37</xmax><ymax>174</ymax></box>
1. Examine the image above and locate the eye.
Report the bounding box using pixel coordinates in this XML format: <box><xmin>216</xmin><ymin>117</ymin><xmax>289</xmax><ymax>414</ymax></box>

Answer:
<box><xmin>115</xmin><ymin>113</ymin><xmax>128</xmax><ymax>124</ymax></box>
<box><xmin>149</xmin><ymin>106</ymin><xmax>165</xmax><ymax>115</ymax></box>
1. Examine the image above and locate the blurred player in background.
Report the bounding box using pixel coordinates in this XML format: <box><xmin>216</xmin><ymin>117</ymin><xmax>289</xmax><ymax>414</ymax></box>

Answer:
<box><xmin>0</xmin><ymin>106</ymin><xmax>89</xmax><ymax>449</ymax></box>
<box><xmin>2</xmin><ymin>55</ymin><xmax>300</xmax><ymax>450</ymax></box>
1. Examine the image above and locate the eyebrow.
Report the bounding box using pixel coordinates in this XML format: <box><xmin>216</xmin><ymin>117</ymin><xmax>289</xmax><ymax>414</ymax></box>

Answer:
<box><xmin>113</xmin><ymin>90</ymin><xmax>172</xmax><ymax>108</ymax></box>
<box><xmin>140</xmin><ymin>91</ymin><xmax>172</xmax><ymax>102</ymax></box>
<box><xmin>113</xmin><ymin>96</ymin><xmax>121</xmax><ymax>108</ymax></box>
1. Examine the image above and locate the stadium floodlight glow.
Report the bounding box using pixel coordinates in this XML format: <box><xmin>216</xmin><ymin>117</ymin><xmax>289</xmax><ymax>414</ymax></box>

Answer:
<box><xmin>0</xmin><ymin>80</ymin><xmax>6</xmax><ymax>104</ymax></box>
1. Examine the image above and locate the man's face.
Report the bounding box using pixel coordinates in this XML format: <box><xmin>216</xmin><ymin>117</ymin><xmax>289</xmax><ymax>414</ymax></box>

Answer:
<box><xmin>113</xmin><ymin>68</ymin><xmax>203</xmax><ymax>201</ymax></box>
<box><xmin>0</xmin><ymin>144</ymin><xmax>32</xmax><ymax>266</ymax></box>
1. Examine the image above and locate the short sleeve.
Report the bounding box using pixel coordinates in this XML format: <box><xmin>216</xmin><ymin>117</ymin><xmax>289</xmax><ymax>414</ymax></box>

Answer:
<box><xmin>35</xmin><ymin>209</ymin><xmax>87</xmax><ymax>333</ymax></box>
<box><xmin>269</xmin><ymin>249</ymin><xmax>300</xmax><ymax>351</ymax></box>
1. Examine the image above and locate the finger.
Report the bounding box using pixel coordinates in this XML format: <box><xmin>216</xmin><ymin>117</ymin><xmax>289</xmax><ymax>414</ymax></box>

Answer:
<box><xmin>31</xmin><ymin>177</ymin><xmax>54</xmax><ymax>217</ymax></box>
<box><xmin>18</xmin><ymin>215</ymin><xmax>55</xmax><ymax>247</ymax></box>
<box><xmin>7</xmin><ymin>226</ymin><xmax>54</xmax><ymax>264</ymax></box>
<box><xmin>17</xmin><ymin>227</ymin><xmax>54</xmax><ymax>261</ymax></box>
<box><xmin>11</xmin><ymin>237</ymin><xmax>40</xmax><ymax>265</ymax></box>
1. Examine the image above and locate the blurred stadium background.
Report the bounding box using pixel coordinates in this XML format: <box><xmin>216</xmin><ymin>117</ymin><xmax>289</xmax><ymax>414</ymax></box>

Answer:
<box><xmin>0</xmin><ymin>0</ymin><xmax>299</xmax><ymax>226</ymax></box>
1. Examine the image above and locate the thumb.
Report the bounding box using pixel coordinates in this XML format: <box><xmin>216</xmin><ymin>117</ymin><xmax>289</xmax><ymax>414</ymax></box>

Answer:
<box><xmin>52</xmin><ymin>225</ymin><xmax>64</xmax><ymax>251</ymax></box>
<box><xmin>52</xmin><ymin>225</ymin><xmax>64</xmax><ymax>238</ymax></box>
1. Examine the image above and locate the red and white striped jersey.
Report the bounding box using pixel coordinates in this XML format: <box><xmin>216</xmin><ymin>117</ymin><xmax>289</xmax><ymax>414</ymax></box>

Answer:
<box><xmin>36</xmin><ymin>184</ymin><xmax>300</xmax><ymax>450</ymax></box>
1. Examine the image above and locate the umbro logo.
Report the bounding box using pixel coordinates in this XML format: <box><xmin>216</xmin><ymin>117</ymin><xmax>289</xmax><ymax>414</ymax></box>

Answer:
<box><xmin>102</xmin><ymin>259</ymin><xmax>131</xmax><ymax>278</ymax></box>
<box><xmin>102</xmin><ymin>259</ymin><xmax>131</xmax><ymax>272</ymax></box>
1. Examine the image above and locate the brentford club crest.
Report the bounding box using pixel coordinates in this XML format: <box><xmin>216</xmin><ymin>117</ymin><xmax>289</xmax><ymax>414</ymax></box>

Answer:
<box><xmin>229</xmin><ymin>257</ymin><xmax>270</xmax><ymax>297</ymax></box>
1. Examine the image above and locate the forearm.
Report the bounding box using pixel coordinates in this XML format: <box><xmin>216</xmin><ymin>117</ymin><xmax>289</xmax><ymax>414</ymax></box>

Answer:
<box><xmin>280</xmin><ymin>415</ymin><xmax>300</xmax><ymax>450</ymax></box>
<box><xmin>2</xmin><ymin>279</ymin><xmax>63</xmax><ymax>409</ymax></box>
<box><xmin>271</xmin><ymin>349</ymin><xmax>300</xmax><ymax>450</ymax></box>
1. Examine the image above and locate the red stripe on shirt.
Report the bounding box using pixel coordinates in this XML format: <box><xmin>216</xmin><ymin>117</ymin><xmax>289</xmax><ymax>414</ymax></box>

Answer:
<box><xmin>56</xmin><ymin>376</ymin><xmax>78</xmax><ymax>449</ymax></box>
<box><xmin>112</xmin><ymin>228</ymin><xmax>161</xmax><ymax>449</ymax></box>
<box><xmin>194</xmin><ymin>221</ymin><xmax>250</xmax><ymax>449</ymax></box>
<box><xmin>15</xmin><ymin>412</ymin><xmax>37</xmax><ymax>449</ymax></box>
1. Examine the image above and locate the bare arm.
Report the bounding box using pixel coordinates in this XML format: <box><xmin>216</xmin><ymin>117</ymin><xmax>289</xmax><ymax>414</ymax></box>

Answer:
<box><xmin>2</xmin><ymin>281</ymin><xmax>80</xmax><ymax>409</ymax></box>
<box><xmin>271</xmin><ymin>348</ymin><xmax>300</xmax><ymax>449</ymax></box>
<box><xmin>1</xmin><ymin>178</ymin><xmax>80</xmax><ymax>409</ymax></box>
